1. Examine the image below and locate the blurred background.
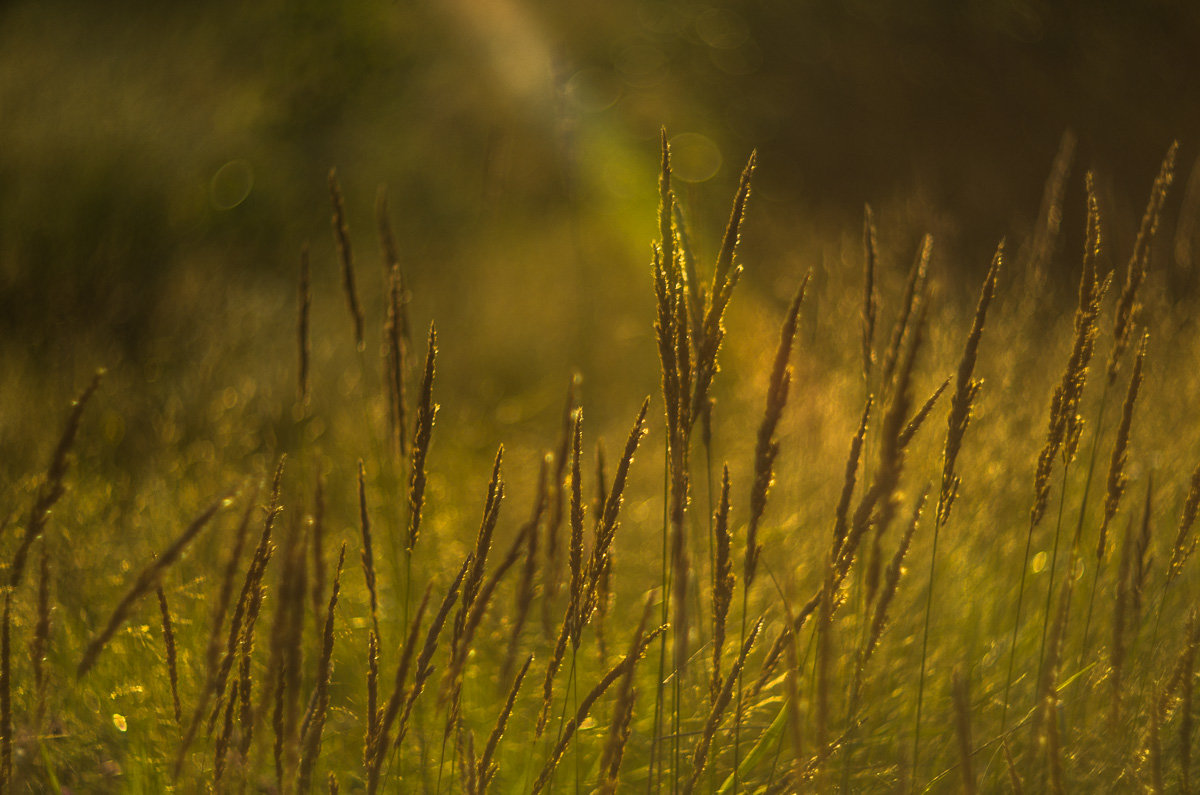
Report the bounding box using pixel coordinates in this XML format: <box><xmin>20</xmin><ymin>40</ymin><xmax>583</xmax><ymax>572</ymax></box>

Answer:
<box><xmin>1</xmin><ymin>0</ymin><xmax>1198</xmax><ymax>480</ymax></box>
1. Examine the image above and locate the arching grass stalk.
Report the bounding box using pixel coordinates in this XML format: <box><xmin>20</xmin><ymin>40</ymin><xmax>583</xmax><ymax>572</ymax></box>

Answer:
<box><xmin>912</xmin><ymin>244</ymin><xmax>1001</xmax><ymax>785</ymax></box>
<box><xmin>1002</xmin><ymin>177</ymin><xmax>1109</xmax><ymax>732</ymax></box>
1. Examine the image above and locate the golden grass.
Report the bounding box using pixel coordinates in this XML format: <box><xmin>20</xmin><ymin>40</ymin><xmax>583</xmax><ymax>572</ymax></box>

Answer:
<box><xmin>8</xmin><ymin>135</ymin><xmax>1200</xmax><ymax>794</ymax></box>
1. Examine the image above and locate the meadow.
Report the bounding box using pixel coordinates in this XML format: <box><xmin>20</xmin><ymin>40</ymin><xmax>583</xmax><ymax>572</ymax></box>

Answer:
<box><xmin>3</xmin><ymin>127</ymin><xmax>1200</xmax><ymax>795</ymax></box>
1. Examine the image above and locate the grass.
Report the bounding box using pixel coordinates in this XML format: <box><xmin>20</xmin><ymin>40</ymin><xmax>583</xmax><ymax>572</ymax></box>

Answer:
<box><xmin>2</xmin><ymin>133</ymin><xmax>1200</xmax><ymax>793</ymax></box>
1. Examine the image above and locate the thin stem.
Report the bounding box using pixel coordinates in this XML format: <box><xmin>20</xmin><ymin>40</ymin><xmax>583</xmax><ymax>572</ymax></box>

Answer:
<box><xmin>911</xmin><ymin>510</ymin><xmax>945</xmax><ymax>791</ymax></box>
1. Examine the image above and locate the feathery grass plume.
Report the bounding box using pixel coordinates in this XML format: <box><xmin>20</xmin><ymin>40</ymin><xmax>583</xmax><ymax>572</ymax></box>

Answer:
<box><xmin>1167</xmin><ymin>462</ymin><xmax>1200</xmax><ymax>583</ymax></box>
<box><xmin>756</xmin><ymin>396</ymin><xmax>873</xmax><ymax>696</ymax></box>
<box><xmin>1095</xmin><ymin>334</ymin><xmax>1148</xmax><ymax>561</ymax></box>
<box><xmin>209</xmin><ymin>462</ymin><xmax>286</xmax><ymax>732</ymax></box>
<box><xmin>360</xmin><ymin>480</ymin><xmax>383</xmax><ymax>769</ymax></box>
<box><xmin>939</xmin><ymin>242</ymin><xmax>1002</xmax><ymax>526</ymax></box>
<box><xmin>442</xmin><ymin>524</ymin><xmax>528</xmax><ymax>702</ymax></box>
<box><xmin>298</xmin><ymin>542</ymin><xmax>346</xmax><ymax>795</ymax></box>
<box><xmin>156</xmin><ymin>585</ymin><xmax>182</xmax><ymax>725</ymax></box>
<box><xmin>879</xmin><ymin>236</ymin><xmax>931</xmax><ymax>395</ymax></box>
<box><xmin>746</xmin><ymin>274</ymin><xmax>809</xmax><ymax>587</ymax></box>
<box><xmin>897</xmin><ymin>378</ymin><xmax>949</xmax><ymax>451</ymax></box>
<box><xmin>298</xmin><ymin>243</ymin><xmax>311</xmax><ymax>404</ymax></box>
<box><xmin>580</xmin><ymin>399</ymin><xmax>648</xmax><ymax>632</ymax></box>
<box><xmin>237</xmin><ymin>574</ymin><xmax>270</xmax><ymax>763</ymax></box>
<box><xmin>501</xmin><ymin>454</ymin><xmax>549</xmax><ymax>682</ymax></box>
<box><xmin>394</xmin><ymin>558</ymin><xmax>469</xmax><ymax>751</ymax></box>
<box><xmin>1018</xmin><ymin>129</ymin><xmax>1076</xmax><ymax>284</ymax></box>
<box><xmin>862</xmin><ymin>204</ymin><xmax>879</xmax><ymax>382</ymax></box>
<box><xmin>79</xmin><ymin>495</ymin><xmax>226</xmax><ymax>677</ymax></box>
<box><xmin>367</xmin><ymin>584</ymin><xmax>431</xmax><ymax>794</ymax></box>
<box><xmin>214</xmin><ymin>675</ymin><xmax>239</xmax><ymax>785</ymax></box>
<box><xmin>32</xmin><ymin>546</ymin><xmax>50</xmax><ymax>729</ymax></box>
<box><xmin>833</xmin><ymin>396</ymin><xmax>873</xmax><ymax>562</ymax></box>
<box><xmin>407</xmin><ymin>323</ymin><xmax>438</xmax><ymax>554</ymax></box>
<box><xmin>711</xmin><ymin>465</ymin><xmax>734</xmax><ymax>703</ymax></box>
<box><xmin>912</xmin><ymin>246</ymin><xmax>1000</xmax><ymax>773</ymax></box>
<box><xmin>599</xmin><ymin>593</ymin><xmax>655</xmax><ymax>795</ymax></box>
<box><xmin>175</xmin><ymin>490</ymin><xmax>257</xmax><ymax>778</ymax></box>
<box><xmin>683</xmin><ymin>617</ymin><xmax>763</xmax><ymax>795</ymax></box>
<box><xmin>565</xmin><ymin>411</ymin><xmax>586</xmax><ymax>647</ymax></box>
<box><xmin>358</xmin><ymin>460</ymin><xmax>380</xmax><ymax>641</ymax></box>
<box><xmin>951</xmin><ymin>670</ymin><xmax>977</xmax><ymax>795</ymax></box>
<box><xmin>540</xmin><ymin>420</ymin><xmax>585</xmax><ymax>739</ymax></box>
<box><xmin>378</xmin><ymin>186</ymin><xmax>411</xmax><ymax>460</ymax></box>
<box><xmin>328</xmin><ymin>168</ymin><xmax>364</xmax><ymax>350</ymax></box>
<box><xmin>10</xmin><ymin>370</ymin><xmax>102</xmax><ymax>588</ymax></box>
<box><xmin>592</xmin><ymin>439</ymin><xmax>610</xmax><ymax>662</ymax></box>
<box><xmin>477</xmin><ymin>654</ymin><xmax>532</xmax><ymax>794</ymax></box>
<box><xmin>691</xmin><ymin>148</ymin><xmax>755</xmax><ymax>424</ymax></box>
<box><xmin>530</xmin><ymin>622</ymin><xmax>667</xmax><ymax>795</ymax></box>
<box><xmin>384</xmin><ymin>261</ymin><xmax>409</xmax><ymax>461</ymax></box>
<box><xmin>1</xmin><ymin>592</ymin><xmax>10</xmax><ymax>794</ymax></box>
<box><xmin>365</xmin><ymin>629</ymin><xmax>379</xmax><ymax>769</ymax></box>
<box><xmin>673</xmin><ymin>203</ymin><xmax>706</xmax><ymax>350</ymax></box>
<box><xmin>542</xmin><ymin>375</ymin><xmax>579</xmax><ymax>637</ymax></box>
<box><xmin>859</xmin><ymin>486</ymin><xmax>926</xmax><ymax>677</ymax></box>
<box><xmin>838</xmin><ymin>286</ymin><xmax>927</xmax><ymax>587</ymax></box>
<box><xmin>456</xmin><ymin>447</ymin><xmax>505</xmax><ymax>647</ymax></box>
<box><xmin>1108</xmin><ymin>142</ymin><xmax>1178</xmax><ymax>386</ymax></box>
<box><xmin>1004</xmin><ymin>189</ymin><xmax>1110</xmax><ymax>728</ymax></box>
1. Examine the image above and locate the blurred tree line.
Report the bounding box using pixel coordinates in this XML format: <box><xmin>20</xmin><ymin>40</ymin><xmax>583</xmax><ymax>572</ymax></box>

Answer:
<box><xmin>0</xmin><ymin>0</ymin><xmax>1196</xmax><ymax>354</ymax></box>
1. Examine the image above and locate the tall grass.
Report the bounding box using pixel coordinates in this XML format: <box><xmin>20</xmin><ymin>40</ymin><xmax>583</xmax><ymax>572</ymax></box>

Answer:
<box><xmin>2</xmin><ymin>136</ymin><xmax>1199</xmax><ymax>793</ymax></box>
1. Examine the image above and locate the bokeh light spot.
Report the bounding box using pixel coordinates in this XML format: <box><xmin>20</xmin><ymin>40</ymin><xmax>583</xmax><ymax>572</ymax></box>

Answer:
<box><xmin>565</xmin><ymin>67</ymin><xmax>622</xmax><ymax>113</ymax></box>
<box><xmin>669</xmin><ymin>133</ymin><xmax>722</xmax><ymax>183</ymax></box>
<box><xmin>695</xmin><ymin>8</ymin><xmax>750</xmax><ymax>50</ymax></box>
<box><xmin>210</xmin><ymin>159</ymin><xmax>254</xmax><ymax>210</ymax></box>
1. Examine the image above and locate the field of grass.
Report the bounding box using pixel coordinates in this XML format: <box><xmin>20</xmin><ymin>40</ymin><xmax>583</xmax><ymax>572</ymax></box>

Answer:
<box><xmin>4</xmin><ymin>121</ymin><xmax>1200</xmax><ymax>795</ymax></box>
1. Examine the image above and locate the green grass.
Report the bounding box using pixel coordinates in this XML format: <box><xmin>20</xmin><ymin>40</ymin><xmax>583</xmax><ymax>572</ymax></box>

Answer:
<box><xmin>3</xmin><ymin>137</ymin><xmax>1200</xmax><ymax>794</ymax></box>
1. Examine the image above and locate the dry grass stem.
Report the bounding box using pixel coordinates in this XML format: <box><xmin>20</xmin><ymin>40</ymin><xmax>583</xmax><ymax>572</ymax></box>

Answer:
<box><xmin>600</xmin><ymin>594</ymin><xmax>655</xmax><ymax>794</ymax></box>
<box><xmin>1096</xmin><ymin>334</ymin><xmax>1148</xmax><ymax>560</ymax></box>
<box><xmin>476</xmin><ymin>654</ymin><xmax>532</xmax><ymax>794</ymax></box>
<box><xmin>1167</xmin><ymin>462</ymin><xmax>1200</xmax><ymax>582</ymax></box>
<box><xmin>879</xmin><ymin>236</ymin><xmax>931</xmax><ymax>395</ymax></box>
<box><xmin>746</xmin><ymin>274</ymin><xmax>809</xmax><ymax>587</ymax></box>
<box><xmin>951</xmin><ymin>670</ymin><xmax>976</xmax><ymax>795</ymax></box>
<box><xmin>407</xmin><ymin>324</ymin><xmax>438</xmax><ymax>553</ymax></box>
<box><xmin>328</xmin><ymin>168</ymin><xmax>364</xmax><ymax>350</ymax></box>
<box><xmin>711</xmin><ymin>465</ymin><xmax>734</xmax><ymax>703</ymax></box>
<box><xmin>11</xmin><ymin>370</ymin><xmax>103</xmax><ymax>588</ymax></box>
<box><xmin>78</xmin><ymin>495</ymin><xmax>226</xmax><ymax>678</ymax></box>
<box><xmin>298</xmin><ymin>542</ymin><xmax>346</xmax><ymax>794</ymax></box>
<box><xmin>862</xmin><ymin>204</ymin><xmax>878</xmax><ymax>382</ymax></box>
<box><xmin>530</xmin><ymin>623</ymin><xmax>667</xmax><ymax>795</ymax></box>
<box><xmin>1108</xmin><ymin>142</ymin><xmax>1177</xmax><ymax>385</ymax></box>
<box><xmin>940</xmin><ymin>242</ymin><xmax>1002</xmax><ymax>525</ymax></box>
<box><xmin>367</xmin><ymin>584</ymin><xmax>431</xmax><ymax>794</ymax></box>
<box><xmin>156</xmin><ymin>585</ymin><xmax>182</xmax><ymax>725</ymax></box>
<box><xmin>683</xmin><ymin>617</ymin><xmax>763</xmax><ymax>794</ymax></box>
